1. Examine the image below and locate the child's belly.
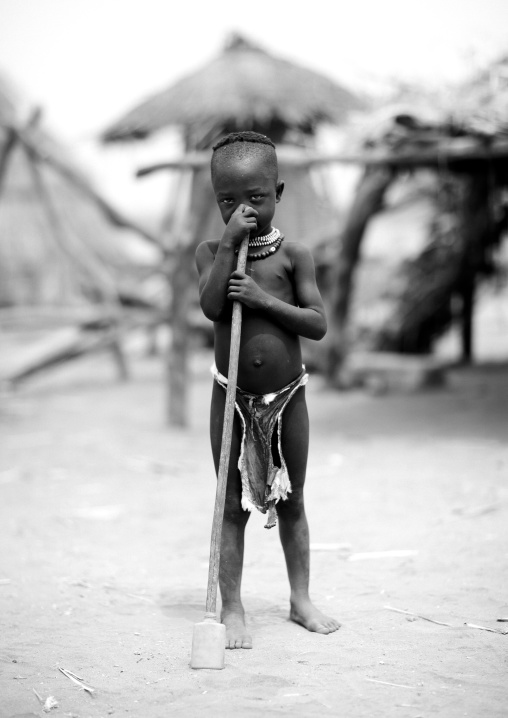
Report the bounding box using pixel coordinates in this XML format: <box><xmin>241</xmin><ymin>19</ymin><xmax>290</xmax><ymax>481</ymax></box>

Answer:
<box><xmin>214</xmin><ymin>315</ymin><xmax>303</xmax><ymax>395</ymax></box>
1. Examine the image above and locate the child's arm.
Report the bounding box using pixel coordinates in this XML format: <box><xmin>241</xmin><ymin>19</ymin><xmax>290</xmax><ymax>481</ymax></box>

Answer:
<box><xmin>227</xmin><ymin>243</ymin><xmax>327</xmax><ymax>340</ymax></box>
<box><xmin>195</xmin><ymin>205</ymin><xmax>258</xmax><ymax>322</ymax></box>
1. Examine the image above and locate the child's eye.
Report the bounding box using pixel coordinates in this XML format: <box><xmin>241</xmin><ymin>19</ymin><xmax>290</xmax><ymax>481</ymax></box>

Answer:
<box><xmin>220</xmin><ymin>198</ymin><xmax>234</xmax><ymax>205</ymax></box>
<box><xmin>250</xmin><ymin>194</ymin><xmax>264</xmax><ymax>201</ymax></box>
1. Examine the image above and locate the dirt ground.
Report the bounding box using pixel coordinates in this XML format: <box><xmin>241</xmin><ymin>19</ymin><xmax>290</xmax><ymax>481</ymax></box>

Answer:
<box><xmin>1</xmin><ymin>347</ymin><xmax>507</xmax><ymax>718</ymax></box>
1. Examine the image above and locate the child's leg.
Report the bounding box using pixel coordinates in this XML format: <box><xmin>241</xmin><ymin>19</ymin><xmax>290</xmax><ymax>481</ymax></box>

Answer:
<box><xmin>276</xmin><ymin>386</ymin><xmax>340</xmax><ymax>634</ymax></box>
<box><xmin>210</xmin><ymin>381</ymin><xmax>252</xmax><ymax>649</ymax></box>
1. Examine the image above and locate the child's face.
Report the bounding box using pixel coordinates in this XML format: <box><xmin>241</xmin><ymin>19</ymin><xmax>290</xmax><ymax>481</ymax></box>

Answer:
<box><xmin>212</xmin><ymin>156</ymin><xmax>284</xmax><ymax>236</ymax></box>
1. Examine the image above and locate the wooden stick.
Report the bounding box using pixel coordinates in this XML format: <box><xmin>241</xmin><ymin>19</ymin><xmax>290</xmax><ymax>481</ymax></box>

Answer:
<box><xmin>0</xmin><ymin>128</ymin><xmax>16</xmax><ymax>195</ymax></box>
<box><xmin>136</xmin><ymin>140</ymin><xmax>508</xmax><ymax>176</ymax></box>
<box><xmin>384</xmin><ymin>605</ymin><xmax>454</xmax><ymax>627</ymax></box>
<box><xmin>205</xmin><ymin>235</ymin><xmax>249</xmax><ymax>617</ymax></box>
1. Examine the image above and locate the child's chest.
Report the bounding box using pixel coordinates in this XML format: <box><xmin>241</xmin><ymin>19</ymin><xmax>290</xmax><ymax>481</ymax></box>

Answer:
<box><xmin>247</xmin><ymin>254</ymin><xmax>295</xmax><ymax>301</ymax></box>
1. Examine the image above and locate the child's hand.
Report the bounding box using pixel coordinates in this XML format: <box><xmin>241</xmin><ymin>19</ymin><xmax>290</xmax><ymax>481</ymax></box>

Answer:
<box><xmin>227</xmin><ymin>271</ymin><xmax>266</xmax><ymax>308</ymax></box>
<box><xmin>223</xmin><ymin>205</ymin><xmax>258</xmax><ymax>246</ymax></box>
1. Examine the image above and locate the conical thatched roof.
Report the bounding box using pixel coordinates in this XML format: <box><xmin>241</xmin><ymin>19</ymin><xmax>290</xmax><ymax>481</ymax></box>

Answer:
<box><xmin>102</xmin><ymin>34</ymin><xmax>363</xmax><ymax>144</ymax></box>
<box><xmin>0</xmin><ymin>73</ymin><xmax>159</xmax><ymax>309</ymax></box>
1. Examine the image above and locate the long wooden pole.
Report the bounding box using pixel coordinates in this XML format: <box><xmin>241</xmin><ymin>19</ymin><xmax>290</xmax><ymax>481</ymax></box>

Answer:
<box><xmin>165</xmin><ymin>169</ymin><xmax>193</xmax><ymax>427</ymax></box>
<box><xmin>136</xmin><ymin>140</ymin><xmax>508</xmax><ymax>176</ymax></box>
<box><xmin>205</xmin><ymin>236</ymin><xmax>249</xmax><ymax>617</ymax></box>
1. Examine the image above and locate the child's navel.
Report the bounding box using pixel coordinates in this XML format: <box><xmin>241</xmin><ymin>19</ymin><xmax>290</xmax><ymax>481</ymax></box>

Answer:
<box><xmin>253</xmin><ymin>358</ymin><xmax>263</xmax><ymax>367</ymax></box>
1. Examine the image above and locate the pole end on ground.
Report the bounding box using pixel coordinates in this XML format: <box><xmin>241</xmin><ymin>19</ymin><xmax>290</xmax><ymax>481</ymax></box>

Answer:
<box><xmin>190</xmin><ymin>619</ymin><xmax>226</xmax><ymax>670</ymax></box>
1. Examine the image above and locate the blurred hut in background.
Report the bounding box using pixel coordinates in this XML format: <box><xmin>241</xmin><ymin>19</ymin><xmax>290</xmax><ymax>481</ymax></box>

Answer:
<box><xmin>0</xmin><ymin>73</ymin><xmax>159</xmax><ymax>386</ymax></box>
<box><xmin>102</xmin><ymin>33</ymin><xmax>363</xmax><ymax>426</ymax></box>
<box><xmin>313</xmin><ymin>55</ymin><xmax>508</xmax><ymax>389</ymax></box>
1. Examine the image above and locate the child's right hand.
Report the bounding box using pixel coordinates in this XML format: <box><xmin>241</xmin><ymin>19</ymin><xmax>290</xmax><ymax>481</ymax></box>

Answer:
<box><xmin>223</xmin><ymin>205</ymin><xmax>258</xmax><ymax>246</ymax></box>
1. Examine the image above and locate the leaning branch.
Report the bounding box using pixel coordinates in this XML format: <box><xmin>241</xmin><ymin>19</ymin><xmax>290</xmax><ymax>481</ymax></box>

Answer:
<box><xmin>10</xmin><ymin>124</ymin><xmax>163</xmax><ymax>250</ymax></box>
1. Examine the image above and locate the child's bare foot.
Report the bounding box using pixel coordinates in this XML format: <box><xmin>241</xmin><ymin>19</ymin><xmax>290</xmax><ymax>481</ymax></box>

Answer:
<box><xmin>290</xmin><ymin>597</ymin><xmax>341</xmax><ymax>634</ymax></box>
<box><xmin>221</xmin><ymin>606</ymin><xmax>253</xmax><ymax>649</ymax></box>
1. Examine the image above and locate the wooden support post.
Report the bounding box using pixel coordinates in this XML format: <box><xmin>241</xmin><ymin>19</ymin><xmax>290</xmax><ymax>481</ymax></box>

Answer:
<box><xmin>166</xmin><ymin>243</ymin><xmax>194</xmax><ymax>426</ymax></box>
<box><xmin>109</xmin><ymin>333</ymin><xmax>129</xmax><ymax>381</ymax></box>
<box><xmin>325</xmin><ymin>166</ymin><xmax>393</xmax><ymax>384</ymax></box>
<box><xmin>164</xmin><ymin>168</ymin><xmax>213</xmax><ymax>427</ymax></box>
<box><xmin>163</xmin><ymin>170</ymin><xmax>193</xmax><ymax>427</ymax></box>
<box><xmin>460</xmin><ymin>275</ymin><xmax>475</xmax><ymax>363</ymax></box>
<box><xmin>0</xmin><ymin>129</ymin><xmax>16</xmax><ymax>193</ymax></box>
<box><xmin>458</xmin><ymin>174</ymin><xmax>491</xmax><ymax>365</ymax></box>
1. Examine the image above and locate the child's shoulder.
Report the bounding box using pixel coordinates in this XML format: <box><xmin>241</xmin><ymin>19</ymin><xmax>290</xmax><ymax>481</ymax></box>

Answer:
<box><xmin>282</xmin><ymin>239</ymin><xmax>315</xmax><ymax>263</ymax></box>
<box><xmin>197</xmin><ymin>239</ymin><xmax>220</xmax><ymax>251</ymax></box>
<box><xmin>195</xmin><ymin>239</ymin><xmax>220</xmax><ymax>259</ymax></box>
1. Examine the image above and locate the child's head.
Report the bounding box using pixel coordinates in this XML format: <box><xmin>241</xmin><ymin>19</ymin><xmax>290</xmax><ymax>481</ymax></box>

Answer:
<box><xmin>211</xmin><ymin>132</ymin><xmax>278</xmax><ymax>183</ymax></box>
<box><xmin>211</xmin><ymin>131</ymin><xmax>284</xmax><ymax>236</ymax></box>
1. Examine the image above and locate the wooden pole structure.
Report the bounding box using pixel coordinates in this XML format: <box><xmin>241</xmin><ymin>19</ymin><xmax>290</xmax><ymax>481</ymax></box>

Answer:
<box><xmin>22</xmin><ymin>141</ymin><xmax>128</xmax><ymax>380</ymax></box>
<box><xmin>140</xmin><ymin>139</ymin><xmax>505</xmax><ymax>390</ymax></box>
<box><xmin>137</xmin><ymin>139</ymin><xmax>508</xmax><ymax>176</ymax></box>
<box><xmin>11</xmin><ymin>124</ymin><xmax>162</xmax><ymax>249</ymax></box>
<box><xmin>22</xmin><ymin>142</ymin><xmax>120</xmax><ymax>302</ymax></box>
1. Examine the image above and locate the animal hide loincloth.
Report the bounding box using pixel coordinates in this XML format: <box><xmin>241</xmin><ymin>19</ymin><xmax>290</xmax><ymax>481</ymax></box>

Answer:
<box><xmin>212</xmin><ymin>365</ymin><xmax>308</xmax><ymax>528</ymax></box>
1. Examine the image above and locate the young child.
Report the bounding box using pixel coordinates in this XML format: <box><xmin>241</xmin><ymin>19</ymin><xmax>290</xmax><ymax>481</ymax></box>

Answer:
<box><xmin>195</xmin><ymin>131</ymin><xmax>340</xmax><ymax>649</ymax></box>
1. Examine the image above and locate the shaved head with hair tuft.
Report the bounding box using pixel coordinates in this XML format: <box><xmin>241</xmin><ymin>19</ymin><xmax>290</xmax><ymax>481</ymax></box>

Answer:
<box><xmin>211</xmin><ymin>131</ymin><xmax>278</xmax><ymax>184</ymax></box>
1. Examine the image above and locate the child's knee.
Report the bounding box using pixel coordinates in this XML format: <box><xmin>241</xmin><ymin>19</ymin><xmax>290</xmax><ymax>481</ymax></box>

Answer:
<box><xmin>224</xmin><ymin>494</ymin><xmax>250</xmax><ymax>525</ymax></box>
<box><xmin>277</xmin><ymin>490</ymin><xmax>305</xmax><ymax>522</ymax></box>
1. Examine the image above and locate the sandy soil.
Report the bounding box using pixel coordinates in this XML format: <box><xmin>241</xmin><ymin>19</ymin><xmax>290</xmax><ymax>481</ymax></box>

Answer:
<box><xmin>1</xmin><ymin>349</ymin><xmax>507</xmax><ymax>718</ymax></box>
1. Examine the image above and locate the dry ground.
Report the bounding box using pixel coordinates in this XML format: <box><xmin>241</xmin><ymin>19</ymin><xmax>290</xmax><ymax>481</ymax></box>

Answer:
<box><xmin>1</xmin><ymin>349</ymin><xmax>507</xmax><ymax>718</ymax></box>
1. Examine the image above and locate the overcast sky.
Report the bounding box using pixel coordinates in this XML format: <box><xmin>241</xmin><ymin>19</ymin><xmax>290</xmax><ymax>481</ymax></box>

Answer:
<box><xmin>1</xmin><ymin>0</ymin><xmax>507</xmax><ymax>141</ymax></box>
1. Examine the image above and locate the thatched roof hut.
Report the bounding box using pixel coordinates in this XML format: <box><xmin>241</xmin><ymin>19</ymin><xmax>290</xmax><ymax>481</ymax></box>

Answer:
<box><xmin>102</xmin><ymin>34</ymin><xmax>364</xmax><ymax>248</ymax></box>
<box><xmin>103</xmin><ymin>34</ymin><xmax>363</xmax><ymax>147</ymax></box>
<box><xmin>0</xmin><ymin>73</ymin><xmax>159</xmax><ymax>310</ymax></box>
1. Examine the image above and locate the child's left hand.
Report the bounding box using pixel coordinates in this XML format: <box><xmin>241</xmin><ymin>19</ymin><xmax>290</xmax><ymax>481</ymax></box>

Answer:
<box><xmin>227</xmin><ymin>271</ymin><xmax>266</xmax><ymax>308</ymax></box>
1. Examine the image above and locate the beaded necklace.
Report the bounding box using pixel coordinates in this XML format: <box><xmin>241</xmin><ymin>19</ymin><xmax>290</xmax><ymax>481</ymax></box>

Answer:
<box><xmin>248</xmin><ymin>227</ymin><xmax>280</xmax><ymax>247</ymax></box>
<box><xmin>235</xmin><ymin>233</ymin><xmax>284</xmax><ymax>261</ymax></box>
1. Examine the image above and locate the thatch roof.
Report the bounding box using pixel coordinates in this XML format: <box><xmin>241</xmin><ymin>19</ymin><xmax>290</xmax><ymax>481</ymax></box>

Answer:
<box><xmin>0</xmin><ymin>73</ymin><xmax>160</xmax><ymax>309</ymax></box>
<box><xmin>335</xmin><ymin>56</ymin><xmax>508</xmax><ymax>171</ymax></box>
<box><xmin>102</xmin><ymin>34</ymin><xmax>363</xmax><ymax>144</ymax></box>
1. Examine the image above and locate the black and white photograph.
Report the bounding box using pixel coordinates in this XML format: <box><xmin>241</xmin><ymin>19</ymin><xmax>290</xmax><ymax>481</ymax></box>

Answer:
<box><xmin>1</xmin><ymin>1</ymin><xmax>507</xmax><ymax>716</ymax></box>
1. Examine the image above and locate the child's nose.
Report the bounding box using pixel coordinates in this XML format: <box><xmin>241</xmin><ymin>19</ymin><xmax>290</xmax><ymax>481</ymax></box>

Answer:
<box><xmin>233</xmin><ymin>201</ymin><xmax>249</xmax><ymax>215</ymax></box>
